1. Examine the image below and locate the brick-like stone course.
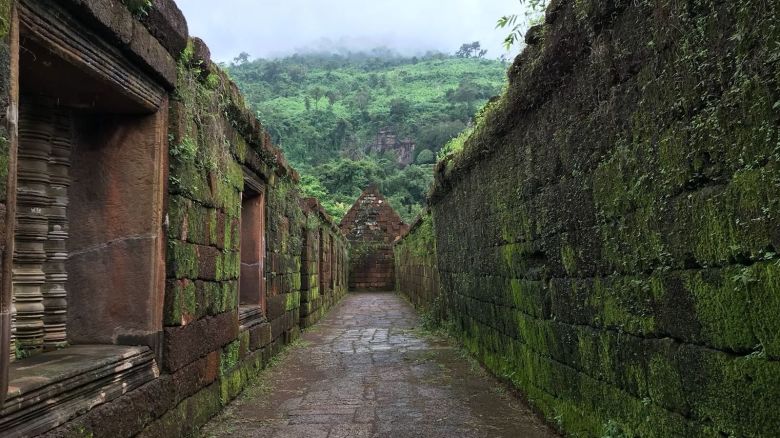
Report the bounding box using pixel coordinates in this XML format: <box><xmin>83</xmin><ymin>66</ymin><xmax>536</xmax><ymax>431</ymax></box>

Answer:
<box><xmin>395</xmin><ymin>212</ymin><xmax>441</xmax><ymax>314</ymax></box>
<box><xmin>298</xmin><ymin>198</ymin><xmax>349</xmax><ymax>328</ymax></box>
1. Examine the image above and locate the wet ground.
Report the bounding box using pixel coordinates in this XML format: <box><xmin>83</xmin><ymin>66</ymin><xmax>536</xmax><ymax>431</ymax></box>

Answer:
<box><xmin>199</xmin><ymin>292</ymin><xmax>558</xmax><ymax>438</ymax></box>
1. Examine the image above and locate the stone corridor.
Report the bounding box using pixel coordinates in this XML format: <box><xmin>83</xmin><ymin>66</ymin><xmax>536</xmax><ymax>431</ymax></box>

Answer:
<box><xmin>199</xmin><ymin>292</ymin><xmax>557</xmax><ymax>438</ymax></box>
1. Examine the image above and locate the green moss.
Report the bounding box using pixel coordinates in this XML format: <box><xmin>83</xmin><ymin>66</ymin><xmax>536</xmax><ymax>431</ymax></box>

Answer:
<box><xmin>220</xmin><ymin>341</ymin><xmax>240</xmax><ymax>378</ymax></box>
<box><xmin>164</xmin><ymin>282</ymin><xmax>183</xmax><ymax>326</ymax></box>
<box><xmin>747</xmin><ymin>261</ymin><xmax>780</xmax><ymax>358</ymax></box>
<box><xmin>183</xmin><ymin>281</ymin><xmax>198</xmax><ymax>317</ymax></box>
<box><xmin>508</xmin><ymin>279</ymin><xmax>547</xmax><ymax>318</ymax></box>
<box><xmin>684</xmin><ymin>269</ymin><xmax>757</xmax><ymax>352</ymax></box>
<box><xmin>560</xmin><ymin>244</ymin><xmax>576</xmax><ymax>276</ymax></box>
<box><xmin>284</xmin><ymin>291</ymin><xmax>300</xmax><ymax>311</ymax></box>
<box><xmin>688</xmin><ymin>166</ymin><xmax>778</xmax><ymax>266</ymax></box>
<box><xmin>589</xmin><ymin>277</ymin><xmax>656</xmax><ymax>335</ymax></box>
<box><xmin>395</xmin><ymin>1</ymin><xmax>780</xmax><ymax>436</ymax></box>
<box><xmin>208</xmin><ymin>209</ymin><xmax>219</xmax><ymax>246</ymax></box>
<box><xmin>647</xmin><ymin>355</ymin><xmax>686</xmax><ymax>413</ymax></box>
<box><xmin>217</xmin><ymin>251</ymin><xmax>240</xmax><ymax>281</ymax></box>
<box><xmin>167</xmin><ymin>241</ymin><xmax>198</xmax><ymax>279</ymax></box>
<box><xmin>167</xmin><ymin>196</ymin><xmax>186</xmax><ymax>240</ymax></box>
<box><xmin>223</xmin><ymin>216</ymin><xmax>233</xmax><ymax>251</ymax></box>
<box><xmin>501</xmin><ymin>242</ymin><xmax>537</xmax><ymax>278</ymax></box>
<box><xmin>165</xmin><ymin>280</ymin><xmax>199</xmax><ymax>325</ymax></box>
<box><xmin>0</xmin><ymin>0</ymin><xmax>11</xmax><ymax>38</ymax></box>
<box><xmin>186</xmin><ymin>204</ymin><xmax>209</xmax><ymax>245</ymax></box>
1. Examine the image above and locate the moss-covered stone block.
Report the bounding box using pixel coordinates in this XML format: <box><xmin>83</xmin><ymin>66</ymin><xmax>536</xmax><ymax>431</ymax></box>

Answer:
<box><xmin>167</xmin><ymin>241</ymin><xmax>199</xmax><ymax>280</ymax></box>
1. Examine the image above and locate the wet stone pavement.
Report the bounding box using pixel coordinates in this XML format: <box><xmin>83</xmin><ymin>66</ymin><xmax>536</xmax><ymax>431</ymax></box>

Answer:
<box><xmin>200</xmin><ymin>292</ymin><xmax>558</xmax><ymax>438</ymax></box>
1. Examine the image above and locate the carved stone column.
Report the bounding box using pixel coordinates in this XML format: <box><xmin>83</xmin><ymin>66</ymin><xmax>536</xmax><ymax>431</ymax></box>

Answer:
<box><xmin>13</xmin><ymin>105</ymin><xmax>52</xmax><ymax>356</ymax></box>
<box><xmin>43</xmin><ymin>110</ymin><xmax>70</xmax><ymax>351</ymax></box>
<box><xmin>10</xmin><ymin>302</ymin><xmax>15</xmax><ymax>362</ymax></box>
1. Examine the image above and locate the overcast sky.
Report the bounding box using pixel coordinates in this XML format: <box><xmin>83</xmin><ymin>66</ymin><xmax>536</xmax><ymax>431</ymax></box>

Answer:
<box><xmin>176</xmin><ymin>0</ymin><xmax>532</xmax><ymax>62</ymax></box>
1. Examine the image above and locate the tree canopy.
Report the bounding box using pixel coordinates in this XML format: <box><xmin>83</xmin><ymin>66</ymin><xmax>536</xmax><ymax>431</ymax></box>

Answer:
<box><xmin>227</xmin><ymin>49</ymin><xmax>507</xmax><ymax>222</ymax></box>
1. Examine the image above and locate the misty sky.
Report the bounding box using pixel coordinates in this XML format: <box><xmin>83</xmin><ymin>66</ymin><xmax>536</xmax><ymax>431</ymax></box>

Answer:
<box><xmin>176</xmin><ymin>0</ymin><xmax>532</xmax><ymax>62</ymax></box>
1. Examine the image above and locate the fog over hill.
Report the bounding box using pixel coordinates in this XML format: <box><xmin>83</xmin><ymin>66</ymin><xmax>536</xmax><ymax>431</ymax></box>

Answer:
<box><xmin>176</xmin><ymin>0</ymin><xmax>534</xmax><ymax>61</ymax></box>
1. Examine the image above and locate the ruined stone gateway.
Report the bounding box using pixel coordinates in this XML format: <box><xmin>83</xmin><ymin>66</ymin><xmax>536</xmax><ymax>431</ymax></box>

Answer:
<box><xmin>341</xmin><ymin>186</ymin><xmax>408</xmax><ymax>292</ymax></box>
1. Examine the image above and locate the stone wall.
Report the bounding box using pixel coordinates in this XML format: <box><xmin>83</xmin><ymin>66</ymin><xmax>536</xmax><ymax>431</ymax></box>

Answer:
<box><xmin>425</xmin><ymin>0</ymin><xmax>780</xmax><ymax>436</ymax></box>
<box><xmin>0</xmin><ymin>1</ymin><xmax>349</xmax><ymax>436</ymax></box>
<box><xmin>300</xmin><ymin>198</ymin><xmax>349</xmax><ymax>328</ymax></box>
<box><xmin>341</xmin><ymin>186</ymin><xmax>408</xmax><ymax>291</ymax></box>
<box><xmin>394</xmin><ymin>212</ymin><xmax>441</xmax><ymax>314</ymax></box>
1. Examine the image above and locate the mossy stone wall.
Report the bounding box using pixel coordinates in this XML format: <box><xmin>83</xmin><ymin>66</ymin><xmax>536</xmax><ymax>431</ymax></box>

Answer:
<box><xmin>155</xmin><ymin>38</ymin><xmax>348</xmax><ymax>437</ymax></box>
<box><xmin>299</xmin><ymin>200</ymin><xmax>350</xmax><ymax>328</ymax></box>
<box><xmin>395</xmin><ymin>213</ymin><xmax>442</xmax><ymax>314</ymax></box>
<box><xmin>165</xmin><ymin>47</ymin><xmax>246</xmax><ymax>330</ymax></box>
<box><xmin>428</xmin><ymin>0</ymin><xmax>780</xmax><ymax>436</ymax></box>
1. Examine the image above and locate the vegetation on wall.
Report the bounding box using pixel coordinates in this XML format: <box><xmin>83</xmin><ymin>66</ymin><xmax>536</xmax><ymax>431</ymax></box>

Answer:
<box><xmin>121</xmin><ymin>0</ymin><xmax>153</xmax><ymax>17</ymax></box>
<box><xmin>227</xmin><ymin>50</ymin><xmax>507</xmax><ymax>221</ymax></box>
<box><xmin>419</xmin><ymin>0</ymin><xmax>780</xmax><ymax>436</ymax></box>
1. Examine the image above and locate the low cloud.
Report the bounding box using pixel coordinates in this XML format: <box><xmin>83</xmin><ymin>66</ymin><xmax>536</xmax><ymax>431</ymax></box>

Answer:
<box><xmin>176</xmin><ymin>0</ymin><xmax>533</xmax><ymax>61</ymax></box>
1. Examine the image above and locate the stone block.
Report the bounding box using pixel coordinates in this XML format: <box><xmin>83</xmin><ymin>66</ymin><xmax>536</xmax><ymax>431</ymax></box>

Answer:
<box><xmin>162</xmin><ymin>311</ymin><xmax>238</xmax><ymax>372</ymax></box>
<box><xmin>141</xmin><ymin>0</ymin><xmax>188</xmax><ymax>58</ymax></box>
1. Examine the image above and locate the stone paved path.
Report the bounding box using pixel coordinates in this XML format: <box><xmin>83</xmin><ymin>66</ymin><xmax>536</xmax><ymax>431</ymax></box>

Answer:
<box><xmin>199</xmin><ymin>292</ymin><xmax>557</xmax><ymax>438</ymax></box>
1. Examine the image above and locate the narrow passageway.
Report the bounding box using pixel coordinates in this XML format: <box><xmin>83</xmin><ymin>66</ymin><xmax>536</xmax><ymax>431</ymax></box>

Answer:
<box><xmin>200</xmin><ymin>292</ymin><xmax>556</xmax><ymax>438</ymax></box>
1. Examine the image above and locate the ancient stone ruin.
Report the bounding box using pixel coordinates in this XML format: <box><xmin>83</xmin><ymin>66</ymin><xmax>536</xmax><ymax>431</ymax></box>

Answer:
<box><xmin>0</xmin><ymin>0</ymin><xmax>778</xmax><ymax>436</ymax></box>
<box><xmin>0</xmin><ymin>1</ymin><xmax>348</xmax><ymax>436</ymax></box>
<box><xmin>341</xmin><ymin>186</ymin><xmax>408</xmax><ymax>291</ymax></box>
<box><xmin>366</xmin><ymin>128</ymin><xmax>415</xmax><ymax>166</ymax></box>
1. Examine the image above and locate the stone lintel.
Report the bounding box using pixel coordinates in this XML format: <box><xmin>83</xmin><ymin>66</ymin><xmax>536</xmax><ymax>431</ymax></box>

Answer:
<box><xmin>50</xmin><ymin>0</ymin><xmax>177</xmax><ymax>89</ymax></box>
<box><xmin>19</xmin><ymin>0</ymin><xmax>167</xmax><ymax>112</ymax></box>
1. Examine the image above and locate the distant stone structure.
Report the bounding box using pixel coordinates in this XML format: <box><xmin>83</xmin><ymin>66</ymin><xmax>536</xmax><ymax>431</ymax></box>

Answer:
<box><xmin>340</xmin><ymin>186</ymin><xmax>408</xmax><ymax>291</ymax></box>
<box><xmin>366</xmin><ymin>128</ymin><xmax>415</xmax><ymax>166</ymax></box>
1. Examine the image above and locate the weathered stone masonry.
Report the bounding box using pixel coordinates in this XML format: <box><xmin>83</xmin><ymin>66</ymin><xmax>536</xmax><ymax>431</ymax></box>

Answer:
<box><xmin>398</xmin><ymin>0</ymin><xmax>780</xmax><ymax>436</ymax></box>
<box><xmin>300</xmin><ymin>198</ymin><xmax>349</xmax><ymax>328</ymax></box>
<box><xmin>0</xmin><ymin>1</ymin><xmax>348</xmax><ymax>436</ymax></box>
<box><xmin>341</xmin><ymin>186</ymin><xmax>407</xmax><ymax>291</ymax></box>
<box><xmin>394</xmin><ymin>211</ymin><xmax>441</xmax><ymax>315</ymax></box>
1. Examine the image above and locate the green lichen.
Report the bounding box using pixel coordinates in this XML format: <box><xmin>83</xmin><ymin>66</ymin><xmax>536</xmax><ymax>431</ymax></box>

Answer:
<box><xmin>560</xmin><ymin>244</ymin><xmax>576</xmax><ymax>276</ymax></box>
<box><xmin>220</xmin><ymin>341</ymin><xmax>240</xmax><ymax>378</ymax></box>
<box><xmin>0</xmin><ymin>0</ymin><xmax>11</xmax><ymax>38</ymax></box>
<box><xmin>684</xmin><ymin>269</ymin><xmax>757</xmax><ymax>352</ymax></box>
<box><xmin>285</xmin><ymin>291</ymin><xmax>301</xmax><ymax>311</ymax></box>
<box><xmin>589</xmin><ymin>277</ymin><xmax>656</xmax><ymax>335</ymax></box>
<box><xmin>167</xmin><ymin>241</ymin><xmax>198</xmax><ymax>279</ymax></box>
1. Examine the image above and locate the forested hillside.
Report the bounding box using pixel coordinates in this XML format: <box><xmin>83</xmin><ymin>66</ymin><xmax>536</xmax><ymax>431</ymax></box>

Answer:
<box><xmin>227</xmin><ymin>50</ymin><xmax>507</xmax><ymax>221</ymax></box>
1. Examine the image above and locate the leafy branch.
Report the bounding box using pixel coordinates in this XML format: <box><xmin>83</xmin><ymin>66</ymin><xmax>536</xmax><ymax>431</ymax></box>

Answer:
<box><xmin>496</xmin><ymin>0</ymin><xmax>548</xmax><ymax>50</ymax></box>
